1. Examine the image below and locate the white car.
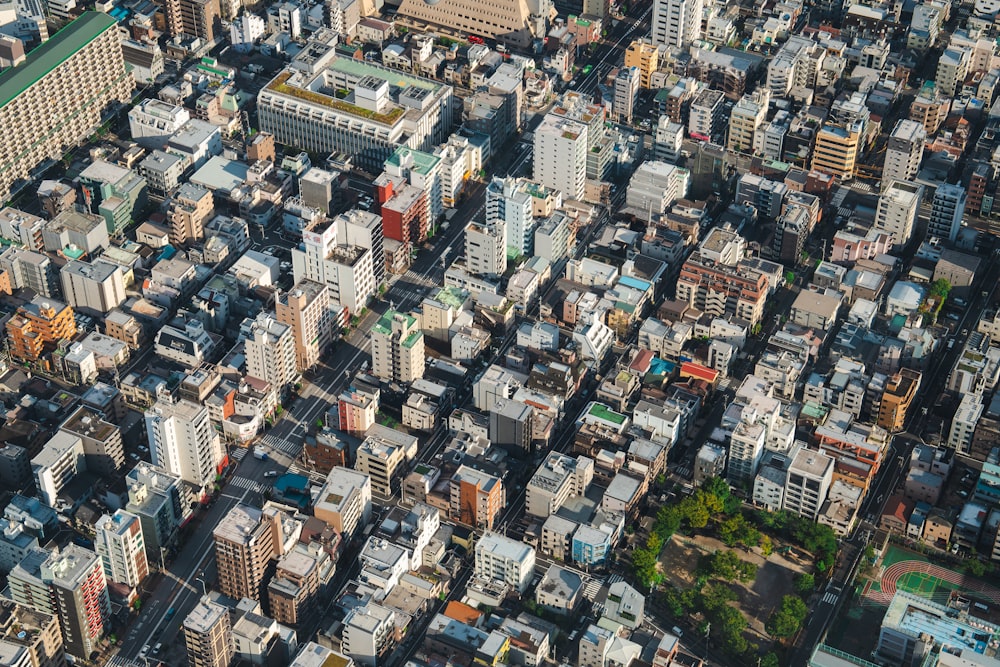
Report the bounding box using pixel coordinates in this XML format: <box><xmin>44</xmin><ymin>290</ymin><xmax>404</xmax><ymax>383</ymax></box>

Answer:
<box><xmin>140</xmin><ymin>645</ymin><xmax>150</xmax><ymax>658</ymax></box>
<box><xmin>264</xmin><ymin>471</ymin><xmax>279</xmax><ymax>478</ymax></box>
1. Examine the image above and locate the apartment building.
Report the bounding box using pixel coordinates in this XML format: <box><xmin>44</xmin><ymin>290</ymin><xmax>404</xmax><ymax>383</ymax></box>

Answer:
<box><xmin>0</xmin><ymin>606</ymin><xmax>65</xmax><ymax>667</ymax></box>
<box><xmin>474</xmin><ymin>532</ymin><xmax>536</xmax><ymax>594</ymax></box>
<box><xmin>8</xmin><ymin>545</ymin><xmax>110</xmax><ymax>660</ymax></box>
<box><xmin>450</xmin><ymin>465</ymin><xmax>505</xmax><ymax>530</ymax></box>
<box><xmin>244</xmin><ymin>313</ymin><xmax>298</xmax><ymax>394</ymax></box>
<box><xmin>313</xmin><ymin>466</ymin><xmax>372</xmax><ymax>540</ymax></box>
<box><xmin>525</xmin><ymin>453</ymin><xmax>595</xmax><ymax>518</ymax></box>
<box><xmin>728</xmin><ymin>89</ymin><xmax>770</xmax><ymax>154</ymax></box>
<box><xmin>614</xmin><ymin>67</ymin><xmax>641</xmax><ymax>123</ymax></box>
<box><xmin>371</xmin><ymin>310</ymin><xmax>425</xmax><ymax>383</ymax></box>
<box><xmin>395</xmin><ymin>0</ymin><xmax>543</xmax><ymax>49</ymax></box>
<box><xmin>877</xmin><ymin>369</ymin><xmax>921</xmax><ymax>433</ymax></box>
<box><xmin>126</xmin><ymin>463</ymin><xmax>188</xmax><ymax>558</ymax></box>
<box><xmin>269</xmin><ymin>544</ymin><xmax>329</xmax><ymax>628</ymax></box>
<box><xmin>784</xmin><ymin>449</ymin><xmax>834</xmax><ymax>522</ymax></box>
<box><xmin>384</xmin><ymin>146</ymin><xmax>443</xmax><ymax>225</ymax></box>
<box><xmin>486</xmin><ymin>177</ymin><xmax>562</xmax><ymax>258</ymax></box>
<box><xmin>334</xmin><ymin>386</ymin><xmax>379</xmax><ymax>435</ymax></box>
<box><xmin>465</xmin><ymin>221</ymin><xmax>507</xmax><ymax>278</ymax></box>
<box><xmin>624</xmin><ymin>40</ymin><xmax>659</xmax><ymax>89</ymax></box>
<box><xmin>213</xmin><ymin>504</ymin><xmax>276</xmax><ymax>601</ymax></box>
<box><xmin>167</xmin><ymin>183</ymin><xmax>214</xmax><ymax>246</ymax></box>
<box><xmin>652</xmin><ymin>0</ymin><xmax>703</xmax><ymax>47</ymax></box>
<box><xmin>276</xmin><ymin>279</ymin><xmax>333</xmax><ymax>373</ymax></box>
<box><xmin>883</xmin><ymin>120</ymin><xmax>926</xmax><ymax>186</ymax></box>
<box><xmin>355</xmin><ymin>426</ymin><xmax>418</xmax><ymax>498</ymax></box>
<box><xmin>948</xmin><ymin>394</ymin><xmax>983</xmax><ymax>454</ymax></box>
<box><xmin>874</xmin><ymin>180</ymin><xmax>923</xmax><ymax>248</ymax></box>
<box><xmin>258</xmin><ymin>59</ymin><xmax>455</xmax><ymax>173</ymax></box>
<box><xmin>292</xmin><ymin>218</ymin><xmax>376</xmax><ymax>314</ymax></box>
<box><xmin>128</xmin><ymin>99</ymin><xmax>191</xmax><ymax>148</ymax></box>
<box><xmin>59</xmin><ymin>260</ymin><xmax>126</xmax><ymax>316</ymax></box>
<box><xmin>927</xmin><ymin>183</ymin><xmax>966</xmax><ymax>242</ymax></box>
<box><xmin>145</xmin><ymin>394</ymin><xmax>225</xmax><ymax>489</ymax></box>
<box><xmin>6</xmin><ymin>297</ymin><xmax>76</xmax><ymax>362</ymax></box>
<box><xmin>675</xmin><ymin>253</ymin><xmax>769</xmax><ymax>325</ymax></box>
<box><xmin>0</xmin><ymin>12</ymin><xmax>133</xmax><ymax>203</ymax></box>
<box><xmin>60</xmin><ymin>403</ymin><xmax>126</xmax><ymax>477</ymax></box>
<box><xmin>183</xmin><ymin>598</ymin><xmax>233</xmax><ymax>667</ymax></box>
<box><xmin>909</xmin><ymin>81</ymin><xmax>950</xmax><ymax>135</ymax></box>
<box><xmin>342</xmin><ymin>603</ymin><xmax>395</xmax><ymax>667</ymax></box>
<box><xmin>688</xmin><ymin>89</ymin><xmax>725</xmax><ymax>140</ymax></box>
<box><xmin>935</xmin><ymin>47</ymin><xmax>970</xmax><ymax>97</ymax></box>
<box><xmin>533</xmin><ymin>114</ymin><xmax>587</xmax><ymax>202</ymax></box>
<box><xmin>94</xmin><ymin>510</ymin><xmax>148</xmax><ymax>589</ymax></box>
<box><xmin>811</xmin><ymin>123</ymin><xmax>863</xmax><ymax>181</ymax></box>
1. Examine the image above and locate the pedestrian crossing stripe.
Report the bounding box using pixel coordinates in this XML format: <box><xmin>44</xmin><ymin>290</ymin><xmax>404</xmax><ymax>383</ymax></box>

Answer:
<box><xmin>105</xmin><ymin>656</ymin><xmax>141</xmax><ymax>667</ymax></box>
<box><xmin>259</xmin><ymin>434</ymin><xmax>300</xmax><ymax>456</ymax></box>
<box><xmin>230</xmin><ymin>476</ymin><xmax>264</xmax><ymax>492</ymax></box>
<box><xmin>822</xmin><ymin>592</ymin><xmax>838</xmax><ymax>605</ymax></box>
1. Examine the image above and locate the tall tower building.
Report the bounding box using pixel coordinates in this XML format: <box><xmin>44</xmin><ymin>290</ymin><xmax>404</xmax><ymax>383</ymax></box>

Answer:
<box><xmin>486</xmin><ymin>177</ymin><xmax>534</xmax><ymax>258</ymax></box>
<box><xmin>372</xmin><ymin>310</ymin><xmax>425</xmax><ymax>384</ymax></box>
<box><xmin>243</xmin><ymin>312</ymin><xmax>298</xmax><ymax>393</ymax></box>
<box><xmin>465</xmin><ymin>220</ymin><xmax>508</xmax><ymax>279</ymax></box>
<box><xmin>533</xmin><ymin>114</ymin><xmax>587</xmax><ymax>202</ymax></box>
<box><xmin>8</xmin><ymin>545</ymin><xmax>111</xmax><ymax>660</ymax></box>
<box><xmin>728</xmin><ymin>89</ymin><xmax>771</xmax><ymax>154</ymax></box>
<box><xmin>94</xmin><ymin>510</ymin><xmax>149</xmax><ymax>588</ymax></box>
<box><xmin>883</xmin><ymin>119</ymin><xmax>926</xmax><ymax>186</ymax></box>
<box><xmin>651</xmin><ymin>0</ymin><xmax>703</xmax><ymax>48</ymax></box>
<box><xmin>874</xmin><ymin>180</ymin><xmax>923</xmax><ymax>248</ymax></box>
<box><xmin>928</xmin><ymin>183</ymin><xmax>966</xmax><ymax>242</ymax></box>
<box><xmin>614</xmin><ymin>66</ymin><xmax>641</xmax><ymax>123</ymax></box>
<box><xmin>276</xmin><ymin>280</ymin><xmax>333</xmax><ymax>373</ymax></box>
<box><xmin>183</xmin><ymin>597</ymin><xmax>233</xmax><ymax>667</ymax></box>
<box><xmin>145</xmin><ymin>395</ymin><xmax>224</xmax><ymax>489</ymax></box>
<box><xmin>213</xmin><ymin>504</ymin><xmax>276</xmax><ymax>601</ymax></box>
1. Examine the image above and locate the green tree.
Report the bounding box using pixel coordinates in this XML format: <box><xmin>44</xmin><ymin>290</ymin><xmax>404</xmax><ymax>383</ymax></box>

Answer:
<box><xmin>760</xmin><ymin>653</ymin><xmax>781</xmax><ymax>667</ymax></box>
<box><xmin>767</xmin><ymin>595</ymin><xmax>808</xmax><ymax>638</ymax></box>
<box><xmin>794</xmin><ymin>573</ymin><xmax>815</xmax><ymax>596</ymax></box>
<box><xmin>760</xmin><ymin>535</ymin><xmax>774</xmax><ymax>558</ymax></box>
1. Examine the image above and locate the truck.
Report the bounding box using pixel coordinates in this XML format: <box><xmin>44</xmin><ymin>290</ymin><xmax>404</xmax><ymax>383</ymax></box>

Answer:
<box><xmin>253</xmin><ymin>446</ymin><xmax>269</xmax><ymax>461</ymax></box>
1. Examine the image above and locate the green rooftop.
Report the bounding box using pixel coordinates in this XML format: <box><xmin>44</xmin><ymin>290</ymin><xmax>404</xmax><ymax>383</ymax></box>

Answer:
<box><xmin>588</xmin><ymin>402</ymin><xmax>626</xmax><ymax>426</ymax></box>
<box><xmin>387</xmin><ymin>146</ymin><xmax>441</xmax><ymax>176</ymax></box>
<box><xmin>330</xmin><ymin>56</ymin><xmax>440</xmax><ymax>92</ymax></box>
<box><xmin>401</xmin><ymin>330</ymin><xmax>423</xmax><ymax>348</ymax></box>
<box><xmin>433</xmin><ymin>286</ymin><xmax>468</xmax><ymax>310</ymax></box>
<box><xmin>0</xmin><ymin>12</ymin><xmax>117</xmax><ymax>109</ymax></box>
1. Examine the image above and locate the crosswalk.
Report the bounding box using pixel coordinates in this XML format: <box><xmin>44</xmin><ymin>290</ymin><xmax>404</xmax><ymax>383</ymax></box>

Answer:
<box><xmin>258</xmin><ymin>434</ymin><xmax>301</xmax><ymax>457</ymax></box>
<box><xmin>105</xmin><ymin>655</ymin><xmax>141</xmax><ymax>667</ymax></box>
<box><xmin>852</xmin><ymin>181</ymin><xmax>874</xmax><ymax>194</ymax></box>
<box><xmin>607</xmin><ymin>573</ymin><xmax>624</xmax><ymax>586</ymax></box>
<box><xmin>821</xmin><ymin>592</ymin><xmax>838</xmax><ymax>605</ymax></box>
<box><xmin>582</xmin><ymin>577</ymin><xmax>604</xmax><ymax>601</ymax></box>
<box><xmin>231</xmin><ymin>447</ymin><xmax>249</xmax><ymax>462</ymax></box>
<box><xmin>402</xmin><ymin>269</ymin><xmax>437</xmax><ymax>288</ymax></box>
<box><xmin>230</xmin><ymin>476</ymin><xmax>264</xmax><ymax>493</ymax></box>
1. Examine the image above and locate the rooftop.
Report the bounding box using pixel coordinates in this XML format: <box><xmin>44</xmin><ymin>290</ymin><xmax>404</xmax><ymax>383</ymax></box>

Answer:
<box><xmin>213</xmin><ymin>504</ymin><xmax>264</xmax><ymax>544</ymax></box>
<box><xmin>183</xmin><ymin>598</ymin><xmax>229</xmax><ymax>634</ymax></box>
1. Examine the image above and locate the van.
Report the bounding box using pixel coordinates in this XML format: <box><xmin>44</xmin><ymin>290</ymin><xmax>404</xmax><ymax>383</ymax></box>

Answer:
<box><xmin>672</xmin><ymin>626</ymin><xmax>684</xmax><ymax>638</ymax></box>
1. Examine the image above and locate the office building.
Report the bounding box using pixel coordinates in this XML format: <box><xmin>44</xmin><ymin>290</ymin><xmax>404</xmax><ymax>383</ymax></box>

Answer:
<box><xmin>342</xmin><ymin>603</ymin><xmax>395</xmax><ymax>667</ymax></box>
<box><xmin>8</xmin><ymin>545</ymin><xmax>110</xmax><ymax>660</ymax></box>
<box><xmin>313</xmin><ymin>466</ymin><xmax>372</xmax><ymax>540</ymax></box>
<box><xmin>276</xmin><ymin>280</ymin><xmax>333</xmax><ymax>373</ymax></box>
<box><xmin>652</xmin><ymin>0</ymin><xmax>702</xmax><ymax>48</ymax></box>
<box><xmin>626</xmin><ymin>161</ymin><xmax>690</xmax><ymax>215</ymax></box>
<box><xmin>355</xmin><ymin>428</ymin><xmax>418</xmax><ymax>498</ymax></box>
<box><xmin>927</xmin><ymin>183</ymin><xmax>966</xmax><ymax>242</ymax></box>
<box><xmin>534</xmin><ymin>114</ymin><xmax>587</xmax><ymax>202</ymax></box>
<box><xmin>526</xmin><ymin>453</ymin><xmax>594</xmax><ymax>517</ymax></box>
<box><xmin>811</xmin><ymin>123</ymin><xmax>863</xmax><ymax>180</ymax></box>
<box><xmin>474</xmin><ymin>532</ymin><xmax>536</xmax><ymax>594</ymax></box>
<box><xmin>244</xmin><ymin>313</ymin><xmax>298</xmax><ymax>393</ymax></box>
<box><xmin>5</xmin><ymin>297</ymin><xmax>76</xmax><ymax>362</ymax></box>
<box><xmin>128</xmin><ymin>99</ymin><xmax>191</xmax><ymax>149</ymax></box>
<box><xmin>877</xmin><ymin>592</ymin><xmax>1000</xmax><ymax>665</ymax></box>
<box><xmin>624</xmin><ymin>40</ymin><xmax>659</xmax><ymax>89</ymax></box>
<box><xmin>486</xmin><ymin>177</ymin><xmax>561</xmax><ymax>258</ymax></box>
<box><xmin>395</xmin><ymin>0</ymin><xmax>546</xmax><ymax>50</ymax></box>
<box><xmin>183</xmin><ymin>597</ymin><xmax>233</xmax><ymax>667</ymax></box>
<box><xmin>728</xmin><ymin>89</ymin><xmax>770</xmax><ymax>154</ymax></box>
<box><xmin>258</xmin><ymin>60</ymin><xmax>455</xmax><ymax>173</ymax></box>
<box><xmin>94</xmin><ymin>510</ymin><xmax>148</xmax><ymax>588</ymax></box>
<box><xmin>371</xmin><ymin>310</ymin><xmax>425</xmax><ymax>383</ymax></box>
<box><xmin>145</xmin><ymin>395</ymin><xmax>225</xmax><ymax>489</ymax></box>
<box><xmin>874</xmin><ymin>180</ymin><xmax>923</xmax><ymax>248</ymax></box>
<box><xmin>465</xmin><ymin>220</ymin><xmax>507</xmax><ymax>279</ymax></box>
<box><xmin>59</xmin><ymin>260</ymin><xmax>126</xmax><ymax>316</ymax></box>
<box><xmin>614</xmin><ymin>67</ymin><xmax>640</xmax><ymax>123</ymax></box>
<box><xmin>451</xmin><ymin>465</ymin><xmax>505</xmax><ymax>530</ymax></box>
<box><xmin>213</xmin><ymin>504</ymin><xmax>276</xmax><ymax>601</ymax></box>
<box><xmin>783</xmin><ymin>449</ymin><xmax>834</xmax><ymax>521</ymax></box>
<box><xmin>0</xmin><ymin>12</ymin><xmax>133</xmax><ymax>203</ymax></box>
<box><xmin>292</xmin><ymin>218</ymin><xmax>376</xmax><ymax>314</ymax></box>
<box><xmin>883</xmin><ymin>119</ymin><xmax>926</xmax><ymax>186</ymax></box>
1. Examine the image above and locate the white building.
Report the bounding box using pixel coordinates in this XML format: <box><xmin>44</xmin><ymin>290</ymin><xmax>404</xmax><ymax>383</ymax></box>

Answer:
<box><xmin>342</xmin><ymin>603</ymin><xmax>395</xmax><ymax>667</ymax></box>
<box><xmin>474</xmin><ymin>532</ymin><xmax>536</xmax><ymax>594</ymax></box>
<box><xmin>31</xmin><ymin>431</ymin><xmax>85</xmax><ymax>507</ymax></box>
<box><xmin>783</xmin><ymin>448</ymin><xmax>834</xmax><ymax>521</ymax></box>
<box><xmin>927</xmin><ymin>183</ymin><xmax>966</xmax><ymax>242</ymax></box>
<box><xmin>466</xmin><ymin>220</ymin><xmax>507</xmax><ymax>278</ymax></box>
<box><xmin>534</xmin><ymin>114</ymin><xmax>587</xmax><ymax>202</ymax></box>
<box><xmin>573</xmin><ymin>311</ymin><xmax>614</xmax><ymax>366</ymax></box>
<box><xmin>948</xmin><ymin>394</ymin><xmax>983</xmax><ymax>454</ymax></box>
<box><xmin>883</xmin><ymin>119</ymin><xmax>926</xmax><ymax>186</ymax></box>
<box><xmin>128</xmin><ymin>99</ymin><xmax>191</xmax><ymax>149</ymax></box>
<box><xmin>313</xmin><ymin>467</ymin><xmax>372</xmax><ymax>540</ymax></box>
<box><xmin>728</xmin><ymin>89</ymin><xmax>770</xmax><ymax>154</ymax></box>
<box><xmin>614</xmin><ymin>67</ymin><xmax>640</xmax><ymax>123</ymax></box>
<box><xmin>372</xmin><ymin>310</ymin><xmax>425</xmax><ymax>383</ymax></box>
<box><xmin>292</xmin><ymin>219</ymin><xmax>376</xmax><ymax>314</ymax></box>
<box><xmin>94</xmin><ymin>510</ymin><xmax>147</xmax><ymax>588</ymax></box>
<box><xmin>145</xmin><ymin>395</ymin><xmax>224</xmax><ymax>489</ymax></box>
<box><xmin>243</xmin><ymin>313</ymin><xmax>298</xmax><ymax>393</ymax></box>
<box><xmin>652</xmin><ymin>0</ymin><xmax>702</xmax><ymax>47</ymax></box>
<box><xmin>526</xmin><ymin>453</ymin><xmax>594</xmax><ymax>517</ymax></box>
<box><xmin>626</xmin><ymin>161</ymin><xmax>690</xmax><ymax>215</ymax></box>
<box><xmin>59</xmin><ymin>260</ymin><xmax>126</xmax><ymax>316</ymax></box>
<box><xmin>874</xmin><ymin>180</ymin><xmax>923</xmax><ymax>248</ymax></box>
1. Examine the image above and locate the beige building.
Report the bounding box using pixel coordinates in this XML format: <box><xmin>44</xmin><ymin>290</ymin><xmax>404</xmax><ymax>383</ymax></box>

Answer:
<box><xmin>372</xmin><ymin>310</ymin><xmax>425</xmax><ymax>383</ymax></box>
<box><xmin>313</xmin><ymin>466</ymin><xmax>372</xmax><ymax>539</ymax></box>
<box><xmin>183</xmin><ymin>598</ymin><xmax>233</xmax><ymax>667</ymax></box>
<box><xmin>811</xmin><ymin>123</ymin><xmax>863</xmax><ymax>180</ymax></box>
<box><xmin>213</xmin><ymin>504</ymin><xmax>276</xmax><ymax>601</ymax></box>
<box><xmin>276</xmin><ymin>280</ymin><xmax>333</xmax><ymax>372</ymax></box>
<box><xmin>394</xmin><ymin>0</ymin><xmax>547</xmax><ymax>50</ymax></box>
<box><xmin>167</xmin><ymin>183</ymin><xmax>214</xmax><ymax>246</ymax></box>
<box><xmin>0</xmin><ymin>13</ymin><xmax>134</xmax><ymax>204</ymax></box>
<box><xmin>0</xmin><ymin>606</ymin><xmax>65</xmax><ymax>667</ymax></box>
<box><xmin>728</xmin><ymin>89</ymin><xmax>770</xmax><ymax>154</ymax></box>
<box><xmin>624</xmin><ymin>40</ymin><xmax>659</xmax><ymax>89</ymax></box>
<box><xmin>355</xmin><ymin>426</ymin><xmax>418</xmax><ymax>498</ymax></box>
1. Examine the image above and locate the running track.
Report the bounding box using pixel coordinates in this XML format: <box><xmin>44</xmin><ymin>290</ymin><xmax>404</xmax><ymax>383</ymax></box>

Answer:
<box><xmin>865</xmin><ymin>560</ymin><xmax>1000</xmax><ymax>605</ymax></box>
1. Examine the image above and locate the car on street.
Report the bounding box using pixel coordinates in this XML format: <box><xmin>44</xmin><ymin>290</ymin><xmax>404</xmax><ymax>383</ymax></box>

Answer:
<box><xmin>140</xmin><ymin>645</ymin><xmax>150</xmax><ymax>658</ymax></box>
<box><xmin>264</xmin><ymin>471</ymin><xmax>278</xmax><ymax>478</ymax></box>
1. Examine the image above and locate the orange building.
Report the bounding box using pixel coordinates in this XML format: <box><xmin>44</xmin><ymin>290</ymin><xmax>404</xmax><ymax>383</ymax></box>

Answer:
<box><xmin>450</xmin><ymin>465</ymin><xmax>504</xmax><ymax>530</ymax></box>
<box><xmin>877</xmin><ymin>368</ymin><xmax>921</xmax><ymax>433</ymax></box>
<box><xmin>6</xmin><ymin>297</ymin><xmax>76</xmax><ymax>361</ymax></box>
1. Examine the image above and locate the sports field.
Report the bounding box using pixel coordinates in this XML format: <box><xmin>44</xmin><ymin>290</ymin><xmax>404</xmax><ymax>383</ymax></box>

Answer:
<box><xmin>862</xmin><ymin>545</ymin><xmax>1000</xmax><ymax>606</ymax></box>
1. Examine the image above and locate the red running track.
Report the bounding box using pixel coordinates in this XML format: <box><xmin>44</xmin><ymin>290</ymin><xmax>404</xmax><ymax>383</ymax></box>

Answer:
<box><xmin>875</xmin><ymin>560</ymin><xmax>1000</xmax><ymax>605</ymax></box>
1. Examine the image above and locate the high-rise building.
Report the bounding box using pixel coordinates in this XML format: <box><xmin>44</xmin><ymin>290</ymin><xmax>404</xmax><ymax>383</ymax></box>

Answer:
<box><xmin>243</xmin><ymin>313</ymin><xmax>298</xmax><ymax>394</ymax></box>
<box><xmin>465</xmin><ymin>220</ymin><xmax>507</xmax><ymax>279</ymax></box>
<box><xmin>336</xmin><ymin>210</ymin><xmax>385</xmax><ymax>290</ymax></box>
<box><xmin>342</xmin><ymin>603</ymin><xmax>396</xmax><ymax>667</ymax></box>
<box><xmin>0</xmin><ymin>12</ymin><xmax>134</xmax><ymax>203</ymax></box>
<box><xmin>486</xmin><ymin>177</ymin><xmax>554</xmax><ymax>258</ymax></box>
<box><xmin>533</xmin><ymin>114</ymin><xmax>587</xmax><ymax>202</ymax></box>
<box><xmin>94</xmin><ymin>510</ymin><xmax>148</xmax><ymax>588</ymax></box>
<box><xmin>651</xmin><ymin>0</ymin><xmax>702</xmax><ymax>48</ymax></box>
<box><xmin>927</xmin><ymin>183</ymin><xmax>966</xmax><ymax>242</ymax></box>
<box><xmin>728</xmin><ymin>89</ymin><xmax>771</xmax><ymax>154</ymax></box>
<box><xmin>313</xmin><ymin>467</ymin><xmax>372</xmax><ymax>539</ymax></box>
<box><xmin>5</xmin><ymin>297</ymin><xmax>76</xmax><ymax>362</ymax></box>
<box><xmin>623</xmin><ymin>40</ymin><xmax>659</xmax><ymax>89</ymax></box>
<box><xmin>59</xmin><ymin>260</ymin><xmax>126</xmax><ymax>316</ymax></box>
<box><xmin>883</xmin><ymin>119</ymin><xmax>926</xmax><ymax>186</ymax></box>
<box><xmin>878</xmin><ymin>369</ymin><xmax>921</xmax><ymax>433</ymax></box>
<box><xmin>8</xmin><ymin>545</ymin><xmax>111</xmax><ymax>660</ymax></box>
<box><xmin>145</xmin><ymin>395</ymin><xmax>225</xmax><ymax>489</ymax></box>
<box><xmin>811</xmin><ymin>94</ymin><xmax>870</xmax><ymax>181</ymax></box>
<box><xmin>935</xmin><ymin>47</ymin><xmax>970</xmax><ymax>97</ymax></box>
<box><xmin>183</xmin><ymin>597</ymin><xmax>233</xmax><ymax>667</ymax></box>
<box><xmin>126</xmin><ymin>463</ymin><xmax>188</xmax><ymax>561</ymax></box>
<box><xmin>213</xmin><ymin>504</ymin><xmax>276</xmax><ymax>601</ymax></box>
<box><xmin>783</xmin><ymin>448</ymin><xmax>834</xmax><ymax>521</ymax></box>
<box><xmin>0</xmin><ymin>606</ymin><xmax>66</xmax><ymax>667</ymax></box>
<box><xmin>0</xmin><ymin>248</ymin><xmax>60</xmax><ymax>298</ymax></box>
<box><xmin>451</xmin><ymin>465</ymin><xmax>505</xmax><ymax>530</ymax></box>
<box><xmin>167</xmin><ymin>183</ymin><xmax>214</xmax><ymax>246</ymax></box>
<box><xmin>371</xmin><ymin>310</ymin><xmax>425</xmax><ymax>384</ymax></box>
<box><xmin>874</xmin><ymin>180</ymin><xmax>923</xmax><ymax>248</ymax></box>
<box><xmin>355</xmin><ymin>427</ymin><xmax>418</xmax><ymax>498</ymax></box>
<box><xmin>276</xmin><ymin>280</ymin><xmax>333</xmax><ymax>372</ymax></box>
<box><xmin>613</xmin><ymin>67</ymin><xmax>641</xmax><ymax>123</ymax></box>
<box><xmin>384</xmin><ymin>146</ymin><xmax>443</xmax><ymax>225</ymax></box>
<box><xmin>474</xmin><ymin>532</ymin><xmax>536</xmax><ymax>594</ymax></box>
<box><xmin>291</xmin><ymin>217</ymin><xmax>376</xmax><ymax>314</ymax></box>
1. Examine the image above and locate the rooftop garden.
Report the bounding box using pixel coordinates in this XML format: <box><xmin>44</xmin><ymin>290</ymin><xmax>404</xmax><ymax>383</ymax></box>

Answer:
<box><xmin>268</xmin><ymin>72</ymin><xmax>404</xmax><ymax>125</ymax></box>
